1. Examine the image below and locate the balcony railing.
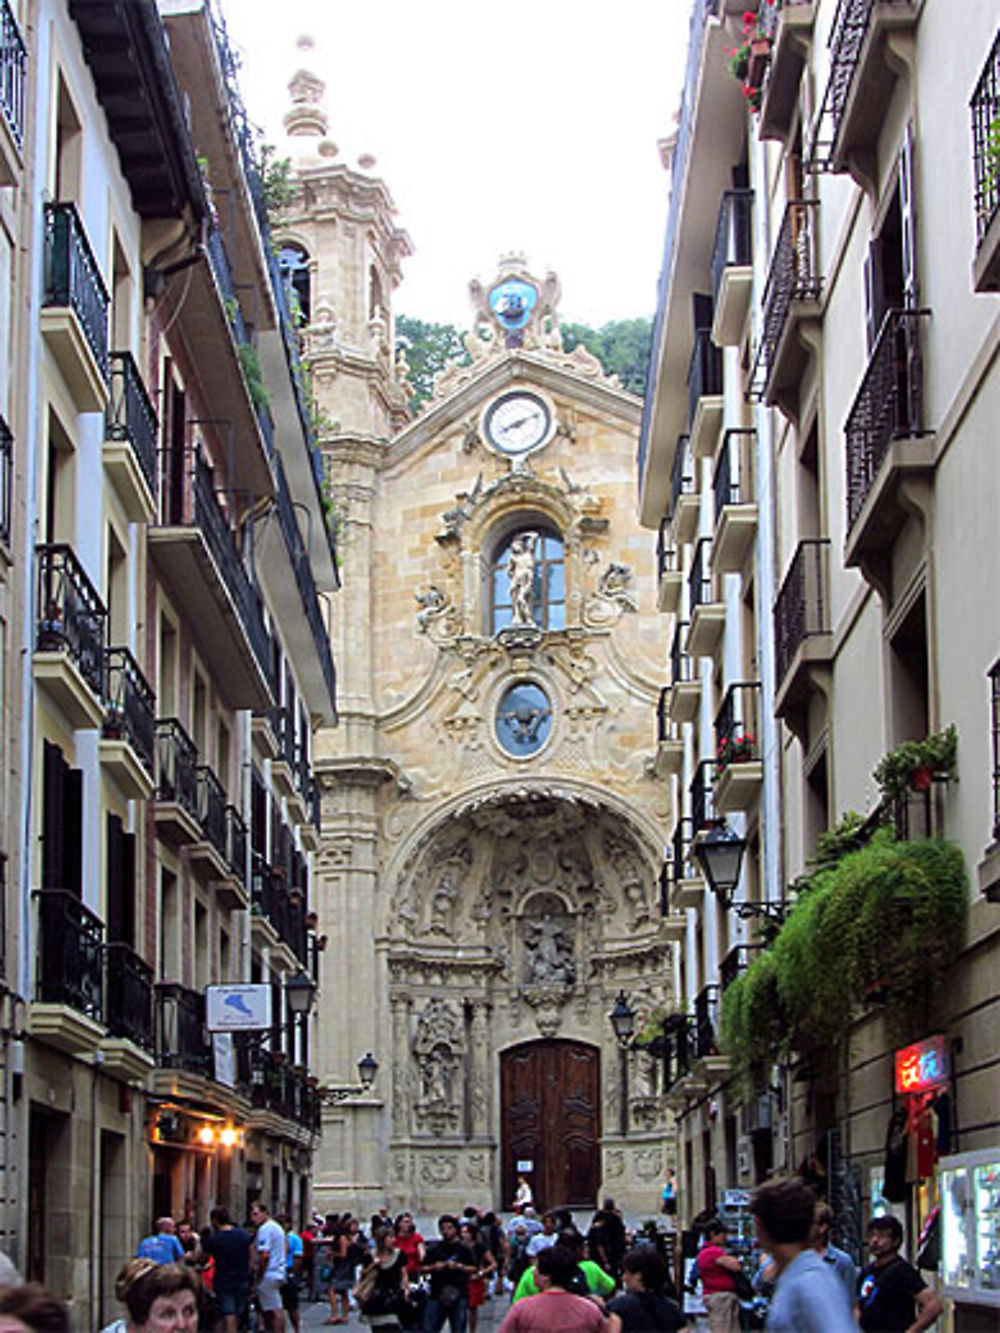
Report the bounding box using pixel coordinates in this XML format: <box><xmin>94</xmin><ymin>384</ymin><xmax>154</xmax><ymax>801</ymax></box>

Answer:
<box><xmin>105</xmin><ymin>942</ymin><xmax>154</xmax><ymax>1050</ymax></box>
<box><xmin>0</xmin><ymin>0</ymin><xmax>27</xmax><ymax>153</ymax></box>
<box><xmin>0</xmin><ymin>411</ymin><xmax>10</xmax><ymax>548</ymax></box>
<box><xmin>36</xmin><ymin>543</ymin><xmax>107</xmax><ymax>699</ymax></box>
<box><xmin>657</xmin><ymin>687</ymin><xmax>671</xmax><ymax>744</ymax></box>
<box><xmin>689</xmin><ymin>538</ymin><xmax>713</xmax><ymax>612</ymax></box>
<box><xmin>225</xmin><ymin>804</ymin><xmax>247</xmax><ymax>885</ymax></box>
<box><xmin>714</xmin><ymin>681</ymin><xmax>762</xmax><ymax>768</ymax></box>
<box><xmin>670</xmin><ymin>621</ymin><xmax>692</xmax><ymax>686</ymax></box>
<box><xmin>774</xmin><ymin>539</ymin><xmax>830</xmax><ymax>687</ymax></box>
<box><xmin>669</xmin><ymin>816</ymin><xmax>695</xmax><ymax>890</ymax></box>
<box><xmin>720</xmin><ymin>943</ymin><xmax>762</xmax><ymax>992</ymax></box>
<box><xmin>845</xmin><ymin>309</ymin><xmax>930</xmax><ymax>533</ymax></box>
<box><xmin>159</xmin><ymin>447</ymin><xmax>274</xmax><ymax>692</ymax></box>
<box><xmin>713</xmin><ymin>429</ymin><xmax>756</xmax><ymax>525</ymax></box>
<box><xmin>107</xmin><ymin>351</ymin><xmax>158</xmax><ymax>499</ymax></box>
<box><xmin>656</xmin><ymin>523</ymin><xmax>678</xmax><ymax>583</ymax></box>
<box><xmin>252</xmin><ymin>860</ymin><xmax>308</xmax><ymax>965</ymax></box>
<box><xmin>104</xmin><ymin>648</ymin><xmax>155</xmax><ymax>778</ymax></box>
<box><xmin>274</xmin><ymin>453</ymin><xmax>337</xmax><ymax>710</ymax></box>
<box><xmin>710</xmin><ymin>190</ymin><xmax>754</xmax><ymax>299</ymax></box>
<box><xmin>669</xmin><ymin>435</ymin><xmax>694</xmax><ymax>522</ymax></box>
<box><xmin>687</xmin><ymin>328</ymin><xmax>723</xmax><ymax>427</ymax></box>
<box><xmin>690</xmin><ymin>759</ymin><xmax>718</xmax><ymax>834</ymax></box>
<box><xmin>33</xmin><ymin>888</ymin><xmax>104</xmax><ymax>1020</ymax></box>
<box><xmin>42</xmin><ymin>203</ymin><xmax>110</xmax><ymax>382</ymax></box>
<box><xmin>155</xmin><ymin>718</ymin><xmax>199</xmax><ymax>818</ymax></box>
<box><xmin>972</xmin><ymin>31</ymin><xmax>1000</xmax><ymax>251</ymax></box>
<box><xmin>749</xmin><ymin>201</ymin><xmax>821</xmax><ymax>400</ymax></box>
<box><xmin>270</xmin><ymin>705</ymin><xmax>297</xmax><ymax>768</ymax></box>
<box><xmin>196</xmin><ymin>766</ymin><xmax>227</xmax><ymax>860</ymax></box>
<box><xmin>693</xmin><ymin>984</ymin><xmax>720</xmax><ymax>1060</ymax></box>
<box><xmin>156</xmin><ymin>982</ymin><xmax>210</xmax><ymax>1076</ymax></box>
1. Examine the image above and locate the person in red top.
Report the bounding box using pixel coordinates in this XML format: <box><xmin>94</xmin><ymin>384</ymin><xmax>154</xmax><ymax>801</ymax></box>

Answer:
<box><xmin>497</xmin><ymin>1245</ymin><xmax>609</xmax><ymax>1332</ymax></box>
<box><xmin>696</xmin><ymin>1220</ymin><xmax>743</xmax><ymax>1333</ymax></box>
<box><xmin>394</xmin><ymin>1212</ymin><xmax>426</xmax><ymax>1278</ymax></box>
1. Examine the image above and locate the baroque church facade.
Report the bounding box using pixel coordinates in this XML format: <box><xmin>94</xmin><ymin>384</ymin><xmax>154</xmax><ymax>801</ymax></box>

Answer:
<box><xmin>276</xmin><ymin>45</ymin><xmax>676</xmax><ymax>1215</ymax></box>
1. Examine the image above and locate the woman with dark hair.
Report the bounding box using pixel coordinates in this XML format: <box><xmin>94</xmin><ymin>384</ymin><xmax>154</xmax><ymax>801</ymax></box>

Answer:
<box><xmin>326</xmin><ymin>1219</ymin><xmax>355</xmax><ymax>1326</ymax></box>
<box><xmin>459</xmin><ymin>1221</ymin><xmax>496</xmax><ymax>1333</ymax></box>
<box><xmin>353</xmin><ymin>1228</ymin><xmax>409</xmax><ymax>1330</ymax></box>
<box><xmin>607</xmin><ymin>1248</ymin><xmax>686</xmax><ymax>1331</ymax></box>
<box><xmin>120</xmin><ymin>1263</ymin><xmax>199</xmax><ymax>1331</ymax></box>
<box><xmin>393</xmin><ymin>1213</ymin><xmax>425</xmax><ymax>1280</ymax></box>
<box><xmin>0</xmin><ymin>1285</ymin><xmax>71</xmax><ymax>1333</ymax></box>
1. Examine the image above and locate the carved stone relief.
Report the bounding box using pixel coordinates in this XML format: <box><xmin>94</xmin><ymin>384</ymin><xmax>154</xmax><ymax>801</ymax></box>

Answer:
<box><xmin>412</xmin><ymin>998</ymin><xmax>465</xmax><ymax>1134</ymax></box>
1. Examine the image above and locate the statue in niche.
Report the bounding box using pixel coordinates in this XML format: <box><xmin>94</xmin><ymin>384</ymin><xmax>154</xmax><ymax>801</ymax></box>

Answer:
<box><xmin>421</xmin><ymin>1046</ymin><xmax>453</xmax><ymax>1104</ymax></box>
<box><xmin>507</xmin><ymin>532</ymin><xmax>538</xmax><ymax>626</ymax></box>
<box><xmin>524</xmin><ymin>914</ymin><xmax>574</xmax><ymax>986</ymax></box>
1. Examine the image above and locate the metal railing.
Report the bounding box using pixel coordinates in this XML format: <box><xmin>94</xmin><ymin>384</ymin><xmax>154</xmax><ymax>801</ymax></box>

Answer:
<box><xmin>155</xmin><ymin>718</ymin><xmax>199</xmax><ymax>819</ymax></box>
<box><xmin>688</xmin><ymin>328</ymin><xmax>723</xmax><ymax>427</ymax></box>
<box><xmin>972</xmin><ymin>30</ymin><xmax>1000</xmax><ymax>248</ymax></box>
<box><xmin>307</xmin><ymin>777</ymin><xmax>321</xmax><ymax>835</ymax></box>
<box><xmin>657</xmin><ymin>520</ymin><xmax>678</xmax><ymax>583</ymax></box>
<box><xmin>711</xmin><ymin>189</ymin><xmax>754</xmax><ymax>299</ymax></box>
<box><xmin>845</xmin><ymin>309</ymin><xmax>931</xmax><ymax>533</ymax></box>
<box><xmin>33</xmin><ymin>888</ymin><xmax>104</xmax><ymax>1020</ymax></box>
<box><xmin>690</xmin><ymin>759</ymin><xmax>718</xmax><ymax>834</ymax></box>
<box><xmin>252</xmin><ymin>860</ymin><xmax>307</xmax><ymax>964</ymax></box>
<box><xmin>693</xmin><ymin>984</ymin><xmax>720</xmax><ymax>1059</ymax></box>
<box><xmin>774</xmin><ymin>539</ymin><xmax>830</xmax><ymax>686</ymax></box>
<box><xmin>749</xmin><ymin>200</ymin><xmax>821</xmax><ymax>400</ymax></box>
<box><xmin>713</xmin><ymin>429</ymin><xmax>756</xmax><ymax>525</ymax></box>
<box><xmin>159</xmin><ymin>447</ymin><xmax>274</xmax><ymax>692</ymax></box>
<box><xmin>720</xmin><ymin>943</ymin><xmax>762</xmax><ymax>992</ymax></box>
<box><xmin>715</xmin><ymin>681</ymin><xmax>762</xmax><ymax>768</ymax></box>
<box><xmin>107</xmin><ymin>352</ymin><xmax>158</xmax><ymax>499</ymax></box>
<box><xmin>270</xmin><ymin>705</ymin><xmax>297</xmax><ymax>768</ymax></box>
<box><xmin>670</xmin><ymin>621</ymin><xmax>692</xmax><ymax>686</ymax></box>
<box><xmin>104</xmin><ymin>648</ymin><xmax>155</xmax><ymax>778</ymax></box>
<box><xmin>105</xmin><ymin>942</ymin><xmax>154</xmax><ymax>1050</ymax></box>
<box><xmin>689</xmin><ymin>538</ymin><xmax>714</xmax><ymax>612</ymax></box>
<box><xmin>0</xmin><ymin>0</ymin><xmax>27</xmax><ymax>152</ymax></box>
<box><xmin>669</xmin><ymin>435</ymin><xmax>694</xmax><ymax>523</ymax></box>
<box><xmin>156</xmin><ymin>982</ymin><xmax>210</xmax><ymax>1076</ymax></box>
<box><xmin>43</xmin><ymin>203</ymin><xmax>110</xmax><ymax>382</ymax></box>
<box><xmin>274</xmin><ymin>454</ymin><xmax>337</xmax><ymax>710</ymax></box>
<box><xmin>0</xmin><ymin>411</ymin><xmax>10</xmax><ymax>548</ymax></box>
<box><xmin>196</xmin><ymin>766</ymin><xmax>227</xmax><ymax>860</ymax></box>
<box><xmin>225</xmin><ymin>805</ymin><xmax>247</xmax><ymax>885</ymax></box>
<box><xmin>36</xmin><ymin>543</ymin><xmax>107</xmax><ymax>699</ymax></box>
<box><xmin>670</xmin><ymin>816</ymin><xmax>696</xmax><ymax>890</ymax></box>
<box><xmin>657</xmin><ymin>687</ymin><xmax>671</xmax><ymax>744</ymax></box>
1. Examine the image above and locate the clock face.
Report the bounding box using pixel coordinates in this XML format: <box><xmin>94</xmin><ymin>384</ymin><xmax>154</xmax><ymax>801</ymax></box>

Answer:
<box><xmin>483</xmin><ymin>391</ymin><xmax>552</xmax><ymax>456</ymax></box>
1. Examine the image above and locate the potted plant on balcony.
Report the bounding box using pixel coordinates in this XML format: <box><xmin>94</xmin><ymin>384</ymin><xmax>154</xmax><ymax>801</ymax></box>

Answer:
<box><xmin>872</xmin><ymin>725</ymin><xmax>958</xmax><ymax>805</ymax></box>
<box><xmin>718</xmin><ymin>732</ymin><xmax>756</xmax><ymax>766</ymax></box>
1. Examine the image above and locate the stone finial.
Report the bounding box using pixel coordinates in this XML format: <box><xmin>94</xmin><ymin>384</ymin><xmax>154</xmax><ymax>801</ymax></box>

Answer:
<box><xmin>284</xmin><ymin>37</ymin><xmax>329</xmax><ymax>138</ymax></box>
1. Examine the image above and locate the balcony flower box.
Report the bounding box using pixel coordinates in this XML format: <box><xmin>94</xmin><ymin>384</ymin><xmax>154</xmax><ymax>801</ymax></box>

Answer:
<box><xmin>718</xmin><ymin>733</ymin><xmax>756</xmax><ymax>766</ymax></box>
<box><xmin>747</xmin><ymin>37</ymin><xmax>772</xmax><ymax>87</ymax></box>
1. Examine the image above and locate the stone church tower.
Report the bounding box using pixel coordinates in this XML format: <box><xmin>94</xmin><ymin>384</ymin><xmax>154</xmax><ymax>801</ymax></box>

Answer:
<box><xmin>276</xmin><ymin>47</ymin><xmax>676</xmax><ymax>1215</ymax></box>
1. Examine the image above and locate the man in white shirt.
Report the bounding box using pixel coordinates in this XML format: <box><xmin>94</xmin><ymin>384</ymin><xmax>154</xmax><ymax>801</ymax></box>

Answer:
<box><xmin>526</xmin><ymin>1213</ymin><xmax>558</xmax><ymax>1258</ymax></box>
<box><xmin>251</xmin><ymin>1200</ymin><xmax>287</xmax><ymax>1332</ymax></box>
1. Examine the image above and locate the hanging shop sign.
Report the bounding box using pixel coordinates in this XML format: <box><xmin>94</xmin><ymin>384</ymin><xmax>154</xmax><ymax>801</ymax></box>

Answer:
<box><xmin>894</xmin><ymin>1034</ymin><xmax>950</xmax><ymax>1096</ymax></box>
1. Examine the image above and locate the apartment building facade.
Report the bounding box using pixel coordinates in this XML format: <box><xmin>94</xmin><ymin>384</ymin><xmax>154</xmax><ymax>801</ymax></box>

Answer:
<box><xmin>0</xmin><ymin>0</ymin><xmax>337</xmax><ymax>1321</ymax></box>
<box><xmin>640</xmin><ymin>0</ymin><xmax>999</xmax><ymax>1321</ymax></box>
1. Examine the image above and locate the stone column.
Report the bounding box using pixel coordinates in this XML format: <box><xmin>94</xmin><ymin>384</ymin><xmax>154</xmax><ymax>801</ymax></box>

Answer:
<box><xmin>390</xmin><ymin>991</ymin><xmax>412</xmax><ymax>1139</ymax></box>
<box><xmin>468</xmin><ymin>1001</ymin><xmax>491</xmax><ymax>1138</ymax></box>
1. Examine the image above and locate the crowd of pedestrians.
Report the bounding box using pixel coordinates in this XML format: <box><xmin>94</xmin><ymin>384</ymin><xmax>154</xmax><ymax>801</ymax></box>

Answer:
<box><xmin>0</xmin><ymin>1178</ymin><xmax>945</xmax><ymax>1331</ymax></box>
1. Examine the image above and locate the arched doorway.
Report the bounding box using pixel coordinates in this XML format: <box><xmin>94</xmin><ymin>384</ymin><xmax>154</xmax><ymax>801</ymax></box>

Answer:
<box><xmin>500</xmin><ymin>1039</ymin><xmax>600</xmax><ymax>1210</ymax></box>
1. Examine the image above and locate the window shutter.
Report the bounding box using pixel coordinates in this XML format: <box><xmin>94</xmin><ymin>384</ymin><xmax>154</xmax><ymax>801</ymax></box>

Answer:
<box><xmin>107</xmin><ymin>813</ymin><xmax>124</xmax><ymax>941</ymax></box>
<box><xmin>63</xmin><ymin>766</ymin><xmax>83</xmax><ymax>896</ymax></box>
<box><xmin>900</xmin><ymin>123</ymin><xmax>918</xmax><ymax>308</ymax></box>
<box><xmin>121</xmin><ymin>829</ymin><xmax>136</xmax><ymax>948</ymax></box>
<box><xmin>41</xmin><ymin>741</ymin><xmax>65</xmax><ymax>890</ymax></box>
<box><xmin>863</xmin><ymin>240</ymin><xmax>888</xmax><ymax>352</ymax></box>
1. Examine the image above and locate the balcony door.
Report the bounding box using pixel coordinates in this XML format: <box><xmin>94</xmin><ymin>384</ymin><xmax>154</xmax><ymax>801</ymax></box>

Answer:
<box><xmin>500</xmin><ymin>1039</ymin><xmax>600</xmax><ymax>1210</ymax></box>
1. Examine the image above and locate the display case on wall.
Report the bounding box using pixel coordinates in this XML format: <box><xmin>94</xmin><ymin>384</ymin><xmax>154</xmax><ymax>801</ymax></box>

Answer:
<box><xmin>940</xmin><ymin>1148</ymin><xmax>1000</xmax><ymax>1307</ymax></box>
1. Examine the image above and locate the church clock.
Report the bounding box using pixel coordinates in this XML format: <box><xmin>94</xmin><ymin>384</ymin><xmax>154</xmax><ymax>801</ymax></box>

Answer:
<box><xmin>483</xmin><ymin>390</ymin><xmax>553</xmax><ymax>457</ymax></box>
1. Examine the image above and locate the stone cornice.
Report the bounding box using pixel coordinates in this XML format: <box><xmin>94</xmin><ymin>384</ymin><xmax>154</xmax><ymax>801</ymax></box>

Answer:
<box><xmin>315</xmin><ymin>755</ymin><xmax>400</xmax><ymax>789</ymax></box>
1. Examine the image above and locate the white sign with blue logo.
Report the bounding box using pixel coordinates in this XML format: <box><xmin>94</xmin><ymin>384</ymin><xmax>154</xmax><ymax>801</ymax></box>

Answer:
<box><xmin>206</xmin><ymin>983</ymin><xmax>272</xmax><ymax>1031</ymax></box>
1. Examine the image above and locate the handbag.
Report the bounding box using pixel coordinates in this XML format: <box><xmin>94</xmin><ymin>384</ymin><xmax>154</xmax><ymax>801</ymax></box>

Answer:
<box><xmin>732</xmin><ymin>1268</ymin><xmax>756</xmax><ymax>1302</ymax></box>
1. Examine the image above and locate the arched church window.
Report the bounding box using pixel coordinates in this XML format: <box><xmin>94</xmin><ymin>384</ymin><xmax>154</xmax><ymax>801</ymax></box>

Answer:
<box><xmin>279</xmin><ymin>243</ymin><xmax>311</xmax><ymax>325</ymax></box>
<box><xmin>490</xmin><ymin>526</ymin><xmax>565</xmax><ymax>633</ymax></box>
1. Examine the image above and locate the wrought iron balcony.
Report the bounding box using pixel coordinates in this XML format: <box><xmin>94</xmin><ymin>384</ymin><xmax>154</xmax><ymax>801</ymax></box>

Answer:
<box><xmin>845</xmin><ymin>308</ymin><xmax>931</xmax><ymax>535</ymax></box>
<box><xmin>252</xmin><ymin>859</ymin><xmax>305</xmax><ymax>961</ymax></box>
<box><xmin>196</xmin><ymin>765</ymin><xmax>227</xmax><ymax>861</ymax></box>
<box><xmin>714</xmin><ymin>681</ymin><xmax>762</xmax><ymax>769</ymax></box>
<box><xmin>748</xmin><ymin>200</ymin><xmax>821</xmax><ymax>407</ymax></box>
<box><xmin>688</xmin><ymin>329</ymin><xmax>723</xmax><ymax>457</ymax></box>
<box><xmin>0</xmin><ymin>411</ymin><xmax>10</xmax><ymax>548</ymax></box>
<box><xmin>758</xmin><ymin>0</ymin><xmax>817</xmax><ymax>144</ymax></box>
<box><xmin>42</xmin><ymin>202</ymin><xmax>110</xmax><ymax>384</ymax></box>
<box><xmin>226</xmin><ymin>804</ymin><xmax>247</xmax><ymax>886</ymax></box>
<box><xmin>107</xmin><ymin>351</ymin><xmax>158</xmax><ymax>503</ymax></box>
<box><xmin>669</xmin><ymin>435</ymin><xmax>694</xmax><ymax>519</ymax></box>
<box><xmin>669</xmin><ymin>817</ymin><xmax>695</xmax><ymax>890</ymax></box>
<box><xmin>103</xmin><ymin>648</ymin><xmax>155</xmax><ymax>779</ymax></box>
<box><xmin>670</xmin><ymin>621</ymin><xmax>692</xmax><ymax>687</ymax></box>
<box><xmin>774</xmin><ymin>538</ymin><xmax>831</xmax><ymax>702</ymax></box>
<box><xmin>270</xmin><ymin>705</ymin><xmax>297</xmax><ymax>769</ymax></box>
<box><xmin>690</xmin><ymin>759</ymin><xmax>718</xmax><ymax>835</ymax></box>
<box><xmin>972</xmin><ymin>30</ymin><xmax>1000</xmax><ymax>291</ymax></box>
<box><xmin>36</xmin><ymin>543</ymin><xmax>107</xmax><ymax>701</ymax></box>
<box><xmin>688</xmin><ymin>538</ymin><xmax>713</xmax><ymax>613</ymax></box>
<box><xmin>33</xmin><ymin>888</ymin><xmax>104</xmax><ymax>1021</ymax></box>
<box><xmin>713</xmin><ymin>429</ymin><xmax>755</xmax><ymax>525</ymax></box>
<box><xmin>720</xmin><ymin>943</ymin><xmax>762</xmax><ymax>992</ymax></box>
<box><xmin>711</xmin><ymin>190</ymin><xmax>753</xmax><ymax>299</ymax></box>
<box><xmin>156</xmin><ymin>982</ymin><xmax>210</xmax><ymax>1076</ymax></box>
<box><xmin>105</xmin><ymin>942</ymin><xmax>154</xmax><ymax>1050</ymax></box>
<box><xmin>155</xmin><ymin>718</ymin><xmax>199</xmax><ymax>820</ymax></box>
<box><xmin>692</xmin><ymin>984</ymin><xmax>720</xmax><ymax>1060</ymax></box>
<box><xmin>0</xmin><ymin>0</ymin><xmax>27</xmax><ymax>164</ymax></box>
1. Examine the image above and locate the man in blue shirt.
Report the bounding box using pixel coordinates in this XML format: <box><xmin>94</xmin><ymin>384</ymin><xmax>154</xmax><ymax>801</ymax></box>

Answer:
<box><xmin>811</xmin><ymin>1204</ymin><xmax>858</xmax><ymax>1312</ymax></box>
<box><xmin>751</xmin><ymin>1179</ymin><xmax>856</xmax><ymax>1332</ymax></box>
<box><xmin>136</xmin><ymin>1217</ymin><xmax>185</xmax><ymax>1265</ymax></box>
<box><xmin>280</xmin><ymin>1214</ymin><xmax>304</xmax><ymax>1333</ymax></box>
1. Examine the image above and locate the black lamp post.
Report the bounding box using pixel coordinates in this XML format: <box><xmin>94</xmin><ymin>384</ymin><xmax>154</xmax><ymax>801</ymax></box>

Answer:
<box><xmin>319</xmin><ymin>1052</ymin><xmax>379</xmax><ymax>1104</ymax></box>
<box><xmin>608</xmin><ymin>990</ymin><xmax>636</xmax><ymax>1138</ymax></box>
<box><xmin>694</xmin><ymin>820</ymin><xmax>746</xmax><ymax>903</ymax></box>
<box><xmin>357</xmin><ymin>1051</ymin><xmax>379</xmax><ymax>1088</ymax></box>
<box><xmin>285</xmin><ymin>970</ymin><xmax>317</xmax><ymax>1016</ymax></box>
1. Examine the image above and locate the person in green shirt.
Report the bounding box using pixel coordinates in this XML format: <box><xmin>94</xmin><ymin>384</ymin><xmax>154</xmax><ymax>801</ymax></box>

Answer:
<box><xmin>512</xmin><ymin>1229</ymin><xmax>615</xmax><ymax>1304</ymax></box>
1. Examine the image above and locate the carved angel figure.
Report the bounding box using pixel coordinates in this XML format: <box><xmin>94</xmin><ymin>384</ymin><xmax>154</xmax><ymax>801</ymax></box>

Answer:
<box><xmin>525</xmin><ymin>914</ymin><xmax>574</xmax><ymax>985</ymax></box>
<box><xmin>415</xmin><ymin>585</ymin><xmax>448</xmax><ymax>630</ymax></box>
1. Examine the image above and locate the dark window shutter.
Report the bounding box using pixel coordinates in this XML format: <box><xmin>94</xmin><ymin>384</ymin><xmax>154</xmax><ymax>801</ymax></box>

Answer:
<box><xmin>41</xmin><ymin>741</ymin><xmax>65</xmax><ymax>890</ymax></box>
<box><xmin>63</xmin><ymin>767</ymin><xmax>83</xmax><ymax>896</ymax></box>
<box><xmin>107</xmin><ymin>813</ymin><xmax>124</xmax><ymax>940</ymax></box>
<box><xmin>121</xmin><ymin>830</ymin><xmax>136</xmax><ymax>948</ymax></box>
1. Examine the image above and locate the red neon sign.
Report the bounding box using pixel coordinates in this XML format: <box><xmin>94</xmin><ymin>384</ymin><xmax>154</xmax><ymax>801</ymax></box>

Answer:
<box><xmin>894</xmin><ymin>1035</ymin><xmax>950</xmax><ymax>1095</ymax></box>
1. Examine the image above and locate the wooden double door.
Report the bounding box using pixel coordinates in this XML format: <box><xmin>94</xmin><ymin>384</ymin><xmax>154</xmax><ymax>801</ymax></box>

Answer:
<box><xmin>500</xmin><ymin>1039</ymin><xmax>600</xmax><ymax>1210</ymax></box>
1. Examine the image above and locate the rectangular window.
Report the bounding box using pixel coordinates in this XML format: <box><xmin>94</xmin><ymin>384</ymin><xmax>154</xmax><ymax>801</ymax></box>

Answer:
<box><xmin>41</xmin><ymin>740</ymin><xmax>82</xmax><ymax>894</ymax></box>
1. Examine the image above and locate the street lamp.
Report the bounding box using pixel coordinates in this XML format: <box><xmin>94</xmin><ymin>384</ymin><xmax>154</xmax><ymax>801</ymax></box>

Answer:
<box><xmin>695</xmin><ymin>821</ymin><xmax>789</xmax><ymax>925</ymax></box>
<box><xmin>285</xmin><ymin>970</ymin><xmax>317</xmax><ymax>1016</ymax></box>
<box><xmin>320</xmin><ymin>1052</ymin><xmax>380</xmax><ymax>1105</ymax></box>
<box><xmin>357</xmin><ymin>1052</ymin><xmax>379</xmax><ymax>1088</ymax></box>
<box><xmin>608</xmin><ymin>991</ymin><xmax>636</xmax><ymax>1138</ymax></box>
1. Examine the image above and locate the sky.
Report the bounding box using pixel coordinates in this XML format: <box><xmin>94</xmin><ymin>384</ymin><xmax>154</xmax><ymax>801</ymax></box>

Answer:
<box><xmin>220</xmin><ymin>0</ymin><xmax>689</xmax><ymax>331</ymax></box>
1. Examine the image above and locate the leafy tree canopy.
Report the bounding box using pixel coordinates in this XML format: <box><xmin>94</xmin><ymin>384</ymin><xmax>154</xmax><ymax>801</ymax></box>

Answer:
<box><xmin>395</xmin><ymin>314</ymin><xmax>654</xmax><ymax>408</ymax></box>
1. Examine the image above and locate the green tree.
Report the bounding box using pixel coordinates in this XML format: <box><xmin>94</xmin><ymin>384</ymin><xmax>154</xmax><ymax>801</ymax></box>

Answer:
<box><xmin>560</xmin><ymin>317</ymin><xmax>653</xmax><ymax>397</ymax></box>
<box><xmin>395</xmin><ymin>316</ymin><xmax>469</xmax><ymax>408</ymax></box>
